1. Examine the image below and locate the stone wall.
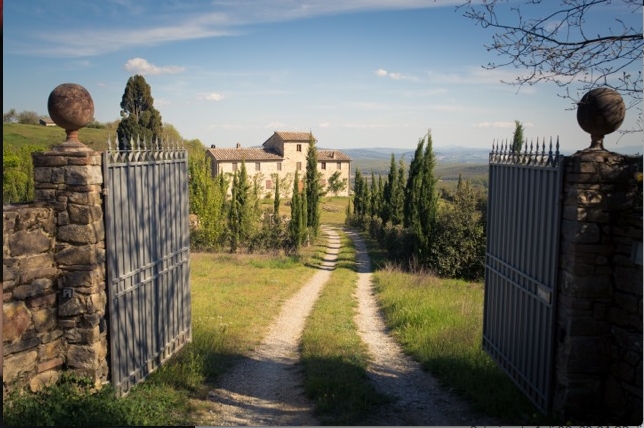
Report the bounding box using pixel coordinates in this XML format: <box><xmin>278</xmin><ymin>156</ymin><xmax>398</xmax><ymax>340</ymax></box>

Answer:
<box><xmin>3</xmin><ymin>204</ymin><xmax>61</xmax><ymax>396</ymax></box>
<box><xmin>555</xmin><ymin>149</ymin><xmax>642</xmax><ymax>424</ymax></box>
<box><xmin>2</xmin><ymin>147</ymin><xmax>108</xmax><ymax>400</ymax></box>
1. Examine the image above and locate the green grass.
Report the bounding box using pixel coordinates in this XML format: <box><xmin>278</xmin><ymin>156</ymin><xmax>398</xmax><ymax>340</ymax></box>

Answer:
<box><xmin>3</xmin><ymin>123</ymin><xmax>111</xmax><ymax>151</ymax></box>
<box><xmin>370</xmin><ymin>260</ymin><xmax>559</xmax><ymax>425</ymax></box>
<box><xmin>3</xmin><ymin>224</ymin><xmax>561</xmax><ymax>425</ymax></box>
<box><xmin>3</xmin><ymin>123</ymin><xmax>209</xmax><ymax>157</ymax></box>
<box><xmin>2</xmin><ymin>251</ymin><xmax>318</xmax><ymax>426</ymax></box>
<box><xmin>300</xmin><ymin>229</ymin><xmax>387</xmax><ymax>425</ymax></box>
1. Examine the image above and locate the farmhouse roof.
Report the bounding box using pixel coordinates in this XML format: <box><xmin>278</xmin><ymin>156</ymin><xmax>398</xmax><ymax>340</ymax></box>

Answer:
<box><xmin>274</xmin><ymin>131</ymin><xmax>315</xmax><ymax>142</ymax></box>
<box><xmin>318</xmin><ymin>150</ymin><xmax>352</xmax><ymax>161</ymax></box>
<box><xmin>207</xmin><ymin>147</ymin><xmax>283</xmax><ymax>162</ymax></box>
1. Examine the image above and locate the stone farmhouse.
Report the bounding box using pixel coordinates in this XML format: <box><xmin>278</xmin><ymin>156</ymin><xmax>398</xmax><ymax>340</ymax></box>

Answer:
<box><xmin>206</xmin><ymin>131</ymin><xmax>352</xmax><ymax>197</ymax></box>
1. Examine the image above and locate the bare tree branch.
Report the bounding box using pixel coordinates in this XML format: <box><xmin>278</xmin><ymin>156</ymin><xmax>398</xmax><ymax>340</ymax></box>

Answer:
<box><xmin>458</xmin><ymin>0</ymin><xmax>643</xmax><ymax>132</ymax></box>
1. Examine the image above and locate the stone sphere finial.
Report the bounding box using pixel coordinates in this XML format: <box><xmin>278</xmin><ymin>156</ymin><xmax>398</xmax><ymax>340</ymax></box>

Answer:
<box><xmin>576</xmin><ymin>87</ymin><xmax>625</xmax><ymax>151</ymax></box>
<box><xmin>47</xmin><ymin>83</ymin><xmax>95</xmax><ymax>151</ymax></box>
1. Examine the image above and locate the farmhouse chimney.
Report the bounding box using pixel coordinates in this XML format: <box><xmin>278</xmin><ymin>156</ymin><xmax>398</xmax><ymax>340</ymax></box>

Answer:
<box><xmin>211</xmin><ymin>144</ymin><xmax>216</xmax><ymax>148</ymax></box>
<box><xmin>236</xmin><ymin>142</ymin><xmax>241</xmax><ymax>148</ymax></box>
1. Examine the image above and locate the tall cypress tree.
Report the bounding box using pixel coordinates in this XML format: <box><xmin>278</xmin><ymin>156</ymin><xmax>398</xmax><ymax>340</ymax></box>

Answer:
<box><xmin>353</xmin><ymin>169</ymin><xmax>365</xmax><ymax>216</ymax></box>
<box><xmin>273</xmin><ymin>174</ymin><xmax>281</xmax><ymax>222</ymax></box>
<box><xmin>300</xmin><ymin>179</ymin><xmax>309</xmax><ymax>246</ymax></box>
<box><xmin>391</xmin><ymin>158</ymin><xmax>405</xmax><ymax>225</ymax></box>
<box><xmin>512</xmin><ymin>120</ymin><xmax>525</xmax><ymax>153</ymax></box>
<box><xmin>404</xmin><ymin>137</ymin><xmax>426</xmax><ymax>228</ymax></box>
<box><xmin>228</xmin><ymin>171</ymin><xmax>241</xmax><ymax>252</ymax></box>
<box><xmin>290</xmin><ymin>171</ymin><xmax>303</xmax><ymax>250</ymax></box>
<box><xmin>305</xmin><ymin>133</ymin><xmax>320</xmax><ymax>238</ymax></box>
<box><xmin>382</xmin><ymin>154</ymin><xmax>397</xmax><ymax>224</ymax></box>
<box><xmin>117</xmin><ymin>74</ymin><xmax>163</xmax><ymax>150</ymax></box>
<box><xmin>417</xmin><ymin>133</ymin><xmax>439</xmax><ymax>265</ymax></box>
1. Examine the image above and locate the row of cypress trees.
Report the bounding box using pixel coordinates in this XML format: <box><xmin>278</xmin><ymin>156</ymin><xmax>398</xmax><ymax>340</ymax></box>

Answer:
<box><xmin>348</xmin><ymin>132</ymin><xmax>486</xmax><ymax>280</ymax></box>
<box><xmin>188</xmin><ymin>134</ymin><xmax>322</xmax><ymax>254</ymax></box>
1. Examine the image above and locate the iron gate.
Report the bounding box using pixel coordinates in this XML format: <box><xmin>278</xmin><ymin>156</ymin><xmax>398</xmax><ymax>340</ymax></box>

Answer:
<box><xmin>483</xmin><ymin>139</ymin><xmax>564</xmax><ymax>413</ymax></box>
<box><xmin>103</xmin><ymin>139</ymin><xmax>191</xmax><ymax>396</ymax></box>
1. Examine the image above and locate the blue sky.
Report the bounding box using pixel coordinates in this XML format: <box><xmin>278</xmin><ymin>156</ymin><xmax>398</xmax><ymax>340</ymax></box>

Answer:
<box><xmin>3</xmin><ymin>0</ymin><xmax>642</xmax><ymax>153</ymax></box>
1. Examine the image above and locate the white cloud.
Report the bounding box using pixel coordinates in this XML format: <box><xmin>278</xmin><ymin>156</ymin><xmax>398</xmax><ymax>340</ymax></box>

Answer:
<box><xmin>205</xmin><ymin>93</ymin><xmax>224</xmax><ymax>101</ymax></box>
<box><xmin>375</xmin><ymin>68</ymin><xmax>418</xmax><ymax>81</ymax></box>
<box><xmin>123</xmin><ymin>58</ymin><xmax>185</xmax><ymax>76</ymax></box>
<box><xmin>318</xmin><ymin>122</ymin><xmax>331</xmax><ymax>128</ymax></box>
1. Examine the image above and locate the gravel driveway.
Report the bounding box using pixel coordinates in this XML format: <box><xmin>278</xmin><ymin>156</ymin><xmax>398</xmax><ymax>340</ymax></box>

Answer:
<box><xmin>202</xmin><ymin>226</ymin><xmax>501</xmax><ymax>426</ymax></box>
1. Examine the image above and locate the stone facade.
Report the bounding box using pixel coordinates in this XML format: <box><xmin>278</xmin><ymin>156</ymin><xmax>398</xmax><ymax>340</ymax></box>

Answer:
<box><xmin>206</xmin><ymin>131</ymin><xmax>352</xmax><ymax>198</ymax></box>
<box><xmin>555</xmin><ymin>149</ymin><xmax>642</xmax><ymax>424</ymax></box>
<box><xmin>3</xmin><ymin>146</ymin><xmax>107</xmax><ymax>400</ymax></box>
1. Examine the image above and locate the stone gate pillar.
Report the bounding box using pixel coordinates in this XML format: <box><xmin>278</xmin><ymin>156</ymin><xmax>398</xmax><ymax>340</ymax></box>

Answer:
<box><xmin>32</xmin><ymin>83</ymin><xmax>108</xmax><ymax>387</ymax></box>
<box><xmin>554</xmin><ymin>88</ymin><xmax>642</xmax><ymax>423</ymax></box>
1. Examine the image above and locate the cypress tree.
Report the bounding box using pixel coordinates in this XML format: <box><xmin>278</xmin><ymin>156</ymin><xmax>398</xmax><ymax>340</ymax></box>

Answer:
<box><xmin>273</xmin><ymin>174</ymin><xmax>281</xmax><ymax>222</ymax></box>
<box><xmin>382</xmin><ymin>154</ymin><xmax>397</xmax><ymax>224</ymax></box>
<box><xmin>391</xmin><ymin>158</ymin><xmax>405</xmax><ymax>225</ymax></box>
<box><xmin>404</xmin><ymin>138</ymin><xmax>425</xmax><ymax>229</ymax></box>
<box><xmin>228</xmin><ymin>171</ymin><xmax>241</xmax><ymax>252</ymax></box>
<box><xmin>353</xmin><ymin>169</ymin><xmax>365</xmax><ymax>216</ymax></box>
<box><xmin>305</xmin><ymin>133</ymin><xmax>321</xmax><ymax>238</ymax></box>
<box><xmin>301</xmin><ymin>179</ymin><xmax>309</xmax><ymax>246</ymax></box>
<box><xmin>117</xmin><ymin>74</ymin><xmax>163</xmax><ymax>150</ymax></box>
<box><xmin>512</xmin><ymin>120</ymin><xmax>525</xmax><ymax>153</ymax></box>
<box><xmin>290</xmin><ymin>171</ymin><xmax>302</xmax><ymax>250</ymax></box>
<box><xmin>418</xmin><ymin>133</ymin><xmax>439</xmax><ymax>265</ymax></box>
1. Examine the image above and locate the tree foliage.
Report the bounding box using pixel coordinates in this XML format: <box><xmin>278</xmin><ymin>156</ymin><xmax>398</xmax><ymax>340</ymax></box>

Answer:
<box><xmin>512</xmin><ymin>120</ymin><xmax>525</xmax><ymax>153</ymax></box>
<box><xmin>458</xmin><ymin>0</ymin><xmax>643</xmax><ymax>129</ymax></box>
<box><xmin>352</xmin><ymin>169</ymin><xmax>368</xmax><ymax>217</ymax></box>
<box><xmin>3</xmin><ymin>145</ymin><xmax>45</xmax><ymax>203</ymax></box>
<box><xmin>289</xmin><ymin>171</ymin><xmax>305</xmax><ymax>251</ymax></box>
<box><xmin>305</xmin><ymin>134</ymin><xmax>321</xmax><ymax>238</ymax></box>
<box><xmin>346</xmin><ymin>131</ymin><xmax>486</xmax><ymax>281</ymax></box>
<box><xmin>17</xmin><ymin>111</ymin><xmax>41</xmax><ymax>125</ymax></box>
<box><xmin>429</xmin><ymin>175</ymin><xmax>486</xmax><ymax>280</ymax></box>
<box><xmin>188</xmin><ymin>153</ymin><xmax>228</xmax><ymax>250</ymax></box>
<box><xmin>116</xmin><ymin>75</ymin><xmax>163</xmax><ymax>149</ymax></box>
<box><xmin>382</xmin><ymin>154</ymin><xmax>405</xmax><ymax>225</ymax></box>
<box><xmin>327</xmin><ymin>170</ymin><xmax>348</xmax><ymax>196</ymax></box>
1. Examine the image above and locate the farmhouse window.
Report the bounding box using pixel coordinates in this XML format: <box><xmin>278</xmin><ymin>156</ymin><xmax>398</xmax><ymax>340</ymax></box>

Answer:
<box><xmin>255</xmin><ymin>162</ymin><xmax>261</xmax><ymax>171</ymax></box>
<box><xmin>232</xmin><ymin>162</ymin><xmax>238</xmax><ymax>171</ymax></box>
<box><xmin>297</xmin><ymin>162</ymin><xmax>302</xmax><ymax>171</ymax></box>
<box><xmin>296</xmin><ymin>144</ymin><xmax>302</xmax><ymax>152</ymax></box>
<box><xmin>337</xmin><ymin>162</ymin><xmax>341</xmax><ymax>170</ymax></box>
<box><xmin>321</xmin><ymin>162</ymin><xmax>326</xmax><ymax>170</ymax></box>
<box><xmin>277</xmin><ymin>162</ymin><xmax>282</xmax><ymax>171</ymax></box>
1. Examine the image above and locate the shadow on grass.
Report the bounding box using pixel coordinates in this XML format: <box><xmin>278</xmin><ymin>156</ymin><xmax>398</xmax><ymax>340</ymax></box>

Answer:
<box><xmin>419</xmin><ymin>354</ymin><xmax>560</xmax><ymax>426</ymax></box>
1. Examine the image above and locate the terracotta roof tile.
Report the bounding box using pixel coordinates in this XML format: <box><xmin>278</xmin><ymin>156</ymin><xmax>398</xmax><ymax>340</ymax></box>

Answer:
<box><xmin>275</xmin><ymin>131</ymin><xmax>315</xmax><ymax>142</ymax></box>
<box><xmin>207</xmin><ymin>147</ymin><xmax>283</xmax><ymax>161</ymax></box>
<box><xmin>318</xmin><ymin>150</ymin><xmax>352</xmax><ymax>161</ymax></box>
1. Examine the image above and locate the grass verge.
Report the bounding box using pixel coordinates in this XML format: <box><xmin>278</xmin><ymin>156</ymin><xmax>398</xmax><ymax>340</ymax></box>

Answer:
<box><xmin>300</xmin><ymin>229</ymin><xmax>387</xmax><ymax>425</ymax></box>
<box><xmin>361</xmin><ymin>227</ymin><xmax>559</xmax><ymax>425</ymax></box>
<box><xmin>3</xmin><ymin>251</ymin><xmax>317</xmax><ymax>426</ymax></box>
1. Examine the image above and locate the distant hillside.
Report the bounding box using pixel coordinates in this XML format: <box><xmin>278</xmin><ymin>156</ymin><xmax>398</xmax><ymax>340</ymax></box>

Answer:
<box><xmin>339</xmin><ymin>146</ymin><xmax>490</xmax><ymax>164</ymax></box>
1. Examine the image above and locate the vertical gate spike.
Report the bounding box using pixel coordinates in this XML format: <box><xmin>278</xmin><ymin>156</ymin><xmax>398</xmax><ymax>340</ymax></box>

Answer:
<box><xmin>107</xmin><ymin>133</ymin><xmax>112</xmax><ymax>152</ymax></box>
<box><xmin>556</xmin><ymin>136</ymin><xmax>560</xmax><ymax>155</ymax></box>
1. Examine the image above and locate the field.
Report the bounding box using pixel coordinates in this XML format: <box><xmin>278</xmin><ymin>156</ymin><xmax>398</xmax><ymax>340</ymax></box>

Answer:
<box><xmin>4</xmin><ymin>123</ymin><xmax>489</xmax><ymax>193</ymax></box>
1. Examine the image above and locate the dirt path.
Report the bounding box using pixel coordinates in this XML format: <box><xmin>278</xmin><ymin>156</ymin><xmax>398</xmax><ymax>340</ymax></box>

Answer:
<box><xmin>202</xmin><ymin>226</ymin><xmax>501</xmax><ymax>426</ymax></box>
<box><xmin>348</xmin><ymin>229</ymin><xmax>502</xmax><ymax>426</ymax></box>
<box><xmin>204</xmin><ymin>227</ymin><xmax>339</xmax><ymax>426</ymax></box>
